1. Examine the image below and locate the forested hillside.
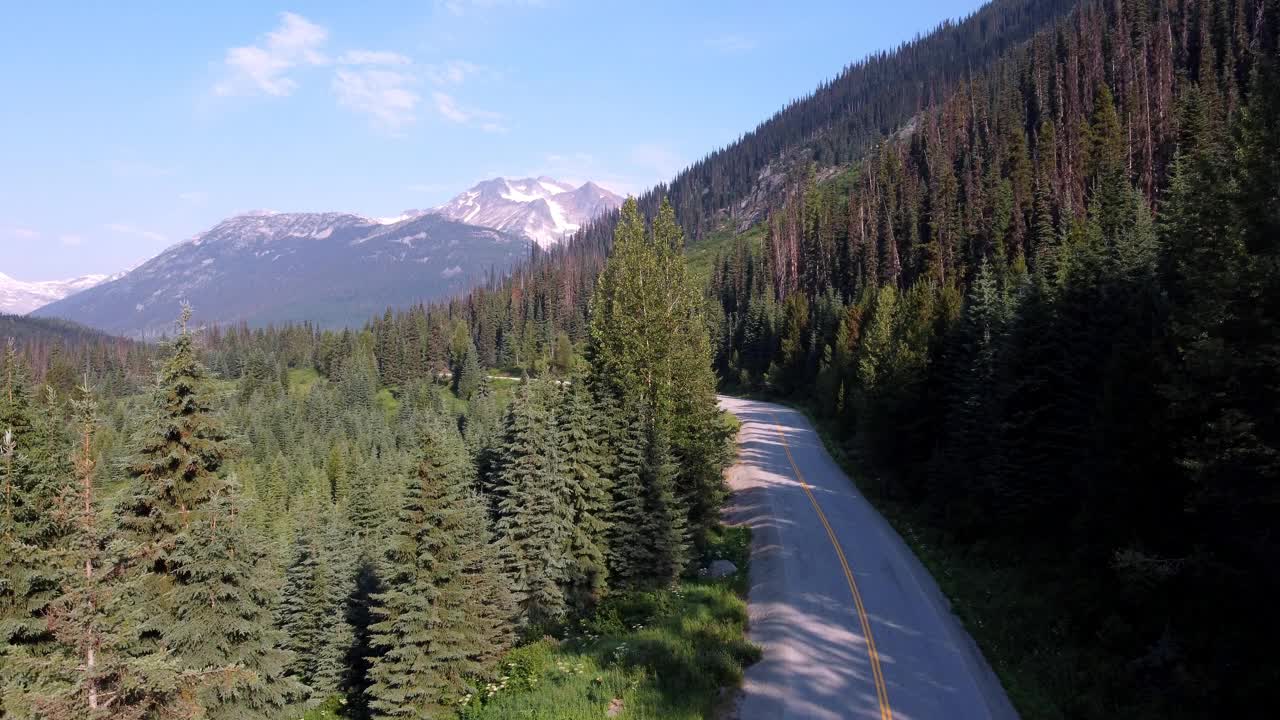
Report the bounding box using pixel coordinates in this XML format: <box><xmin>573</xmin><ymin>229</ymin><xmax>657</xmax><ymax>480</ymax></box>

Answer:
<box><xmin>701</xmin><ymin>0</ymin><xmax>1279</xmax><ymax>716</ymax></box>
<box><xmin>353</xmin><ymin>0</ymin><xmax>1279</xmax><ymax>716</ymax></box>
<box><xmin>0</xmin><ymin>315</ymin><xmax>152</xmax><ymax>396</ymax></box>
<box><xmin>4</xmin><ymin>0</ymin><xmax>1277</xmax><ymax>717</ymax></box>
<box><xmin>0</xmin><ymin>200</ymin><xmax>756</xmax><ymax>719</ymax></box>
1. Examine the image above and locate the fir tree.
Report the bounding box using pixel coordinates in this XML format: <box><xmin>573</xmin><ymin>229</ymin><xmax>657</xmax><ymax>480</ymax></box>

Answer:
<box><xmin>640</xmin><ymin>420</ymin><xmax>690</xmax><ymax>585</ymax></box>
<box><xmin>556</xmin><ymin>374</ymin><xmax>611</xmax><ymax>611</ymax></box>
<box><xmin>35</xmin><ymin>384</ymin><xmax>196</xmax><ymax>720</ymax></box>
<box><xmin>117</xmin><ymin>307</ymin><xmax>231</xmax><ymax>586</ymax></box>
<box><xmin>277</xmin><ymin>495</ymin><xmax>349</xmax><ymax>705</ymax></box>
<box><xmin>367</xmin><ymin>425</ymin><xmax>513</xmax><ymax>717</ymax></box>
<box><xmin>605</xmin><ymin>402</ymin><xmax>650</xmax><ymax>590</ymax></box>
<box><xmin>0</xmin><ymin>348</ymin><xmax>71</xmax><ymax>711</ymax></box>
<box><xmin>492</xmin><ymin>380</ymin><xmax>572</xmax><ymax>626</ymax></box>
<box><xmin>166</xmin><ymin>487</ymin><xmax>303</xmax><ymax>719</ymax></box>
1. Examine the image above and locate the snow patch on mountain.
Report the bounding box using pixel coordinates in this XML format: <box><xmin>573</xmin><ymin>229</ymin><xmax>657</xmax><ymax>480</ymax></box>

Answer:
<box><xmin>0</xmin><ymin>271</ymin><xmax>119</xmax><ymax>315</ymax></box>
<box><xmin>426</xmin><ymin>176</ymin><xmax>623</xmax><ymax>247</ymax></box>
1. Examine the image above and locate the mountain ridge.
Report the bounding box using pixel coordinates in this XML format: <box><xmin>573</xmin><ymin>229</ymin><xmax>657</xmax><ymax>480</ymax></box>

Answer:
<box><xmin>34</xmin><ymin>211</ymin><xmax>531</xmax><ymax>337</ymax></box>
<box><xmin>428</xmin><ymin>176</ymin><xmax>623</xmax><ymax>247</ymax></box>
<box><xmin>0</xmin><ymin>270</ymin><xmax>122</xmax><ymax>315</ymax></box>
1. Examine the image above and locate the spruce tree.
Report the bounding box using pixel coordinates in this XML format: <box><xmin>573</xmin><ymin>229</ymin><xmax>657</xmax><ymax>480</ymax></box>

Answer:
<box><xmin>117</xmin><ymin>307</ymin><xmax>230</xmax><ymax>586</ymax></box>
<box><xmin>0</xmin><ymin>349</ymin><xmax>72</xmax><ymax>714</ymax></box>
<box><xmin>277</xmin><ymin>495</ymin><xmax>350</xmax><ymax>705</ymax></box>
<box><xmin>166</xmin><ymin>487</ymin><xmax>303</xmax><ymax>719</ymax></box>
<box><xmin>588</xmin><ymin>198</ymin><xmax>727</xmax><ymax>548</ymax></box>
<box><xmin>317</xmin><ymin>503</ymin><xmax>356</xmax><ymax>698</ymax></box>
<box><xmin>35</xmin><ymin>384</ymin><xmax>194</xmax><ymax>720</ymax></box>
<box><xmin>492</xmin><ymin>380</ymin><xmax>572</xmax><ymax>626</ymax></box>
<box><xmin>556</xmin><ymin>374</ymin><xmax>611</xmax><ymax>610</ymax></box>
<box><xmin>367</xmin><ymin>424</ymin><xmax>513</xmax><ymax>717</ymax></box>
<box><xmin>641</xmin><ymin>420</ymin><xmax>690</xmax><ymax>585</ymax></box>
<box><xmin>114</xmin><ymin>309</ymin><xmax>267</xmax><ymax>717</ymax></box>
<box><xmin>605</xmin><ymin>402</ymin><xmax>650</xmax><ymax>590</ymax></box>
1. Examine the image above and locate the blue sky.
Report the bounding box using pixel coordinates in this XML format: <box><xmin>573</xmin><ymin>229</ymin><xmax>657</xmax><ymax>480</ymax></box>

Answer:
<box><xmin>0</xmin><ymin>0</ymin><xmax>985</xmax><ymax>280</ymax></box>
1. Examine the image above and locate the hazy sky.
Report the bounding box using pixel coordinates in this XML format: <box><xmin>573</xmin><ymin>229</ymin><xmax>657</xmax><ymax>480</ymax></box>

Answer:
<box><xmin>0</xmin><ymin>0</ymin><xmax>985</xmax><ymax>280</ymax></box>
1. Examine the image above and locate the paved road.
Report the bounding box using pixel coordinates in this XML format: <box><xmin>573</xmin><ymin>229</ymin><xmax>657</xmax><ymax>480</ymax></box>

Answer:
<box><xmin>720</xmin><ymin>396</ymin><xmax>1018</xmax><ymax>720</ymax></box>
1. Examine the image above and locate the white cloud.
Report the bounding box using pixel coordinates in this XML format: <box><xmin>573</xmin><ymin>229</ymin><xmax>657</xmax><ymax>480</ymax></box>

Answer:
<box><xmin>438</xmin><ymin>0</ymin><xmax>546</xmax><ymax>16</ymax></box>
<box><xmin>338</xmin><ymin>50</ymin><xmax>411</xmax><ymax>66</ymax></box>
<box><xmin>105</xmin><ymin>223</ymin><xmax>167</xmax><ymax>244</ymax></box>
<box><xmin>424</xmin><ymin>60</ymin><xmax>483</xmax><ymax>85</ymax></box>
<box><xmin>214</xmin><ymin>12</ymin><xmax>328</xmax><ymax>97</ymax></box>
<box><xmin>334</xmin><ymin>69</ymin><xmax>420</xmax><ymax>132</ymax></box>
<box><xmin>10</xmin><ymin>227</ymin><xmax>40</xmax><ymax>240</ymax></box>
<box><xmin>432</xmin><ymin>91</ymin><xmax>506</xmax><ymax>132</ymax></box>
<box><xmin>706</xmin><ymin>33</ymin><xmax>758</xmax><ymax>53</ymax></box>
<box><xmin>60</xmin><ymin>234</ymin><xmax>83</xmax><ymax>247</ymax></box>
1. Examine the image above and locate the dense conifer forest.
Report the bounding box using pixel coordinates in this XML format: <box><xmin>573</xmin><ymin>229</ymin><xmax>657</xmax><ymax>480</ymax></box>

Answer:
<box><xmin>0</xmin><ymin>201</ymin><xmax>752</xmax><ymax>719</ymax></box>
<box><xmin>348</xmin><ymin>0</ymin><xmax>1280</xmax><ymax>715</ymax></box>
<box><xmin>3</xmin><ymin>0</ymin><xmax>1278</xmax><ymax>717</ymax></box>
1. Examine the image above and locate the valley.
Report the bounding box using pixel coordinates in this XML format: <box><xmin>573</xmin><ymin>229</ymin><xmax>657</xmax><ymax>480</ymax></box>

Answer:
<box><xmin>3</xmin><ymin>0</ymin><xmax>1279</xmax><ymax>719</ymax></box>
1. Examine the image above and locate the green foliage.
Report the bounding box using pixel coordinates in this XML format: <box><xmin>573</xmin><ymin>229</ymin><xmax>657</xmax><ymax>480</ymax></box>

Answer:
<box><xmin>461</xmin><ymin>526</ymin><xmax>757</xmax><ymax>720</ymax></box>
<box><xmin>167</xmin><ymin>489</ymin><xmax>303</xmax><ymax>719</ymax></box>
<box><xmin>556</xmin><ymin>375</ymin><xmax>611</xmax><ymax>612</ymax></box>
<box><xmin>367</xmin><ymin>424</ymin><xmax>515</xmax><ymax>717</ymax></box>
<box><xmin>494</xmin><ymin>379</ymin><xmax>573</xmax><ymax>626</ymax></box>
<box><xmin>704</xmin><ymin>10</ymin><xmax>1280</xmax><ymax>715</ymax></box>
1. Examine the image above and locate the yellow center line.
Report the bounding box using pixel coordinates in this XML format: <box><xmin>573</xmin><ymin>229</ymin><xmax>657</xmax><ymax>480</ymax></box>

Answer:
<box><xmin>767</xmin><ymin>411</ymin><xmax>893</xmax><ymax>720</ymax></box>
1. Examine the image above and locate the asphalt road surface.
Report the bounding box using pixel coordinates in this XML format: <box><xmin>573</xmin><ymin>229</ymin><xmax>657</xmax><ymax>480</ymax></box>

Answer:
<box><xmin>720</xmin><ymin>396</ymin><xmax>1018</xmax><ymax>720</ymax></box>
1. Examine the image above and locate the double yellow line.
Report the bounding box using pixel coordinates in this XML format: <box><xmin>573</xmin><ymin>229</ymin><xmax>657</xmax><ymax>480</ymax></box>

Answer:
<box><xmin>768</xmin><ymin>411</ymin><xmax>893</xmax><ymax>720</ymax></box>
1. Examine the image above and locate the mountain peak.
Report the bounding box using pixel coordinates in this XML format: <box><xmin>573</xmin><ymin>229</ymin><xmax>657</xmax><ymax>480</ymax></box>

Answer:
<box><xmin>432</xmin><ymin>176</ymin><xmax>623</xmax><ymax>247</ymax></box>
<box><xmin>0</xmin><ymin>271</ymin><xmax>114</xmax><ymax>315</ymax></box>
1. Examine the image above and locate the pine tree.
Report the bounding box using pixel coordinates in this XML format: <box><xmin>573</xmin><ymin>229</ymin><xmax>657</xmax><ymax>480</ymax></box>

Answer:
<box><xmin>277</xmin><ymin>495</ymin><xmax>349</xmax><ymax>705</ymax></box>
<box><xmin>640</xmin><ymin>421</ymin><xmax>690</xmax><ymax>585</ymax></box>
<box><xmin>117</xmin><ymin>308</ymin><xmax>231</xmax><ymax>588</ymax></box>
<box><xmin>492</xmin><ymin>380</ymin><xmax>572</xmax><ymax>626</ymax></box>
<box><xmin>113</xmin><ymin>310</ymin><xmax>283</xmax><ymax>717</ymax></box>
<box><xmin>556</xmin><ymin>374</ymin><xmax>610</xmax><ymax>611</ymax></box>
<box><xmin>588</xmin><ymin>198</ymin><xmax>726</xmax><ymax>546</ymax></box>
<box><xmin>367</xmin><ymin>425</ymin><xmax>513</xmax><ymax>717</ymax></box>
<box><xmin>317</xmin><ymin>503</ymin><xmax>355</xmax><ymax>698</ymax></box>
<box><xmin>605</xmin><ymin>402</ymin><xmax>650</xmax><ymax>590</ymax></box>
<box><xmin>166</xmin><ymin>487</ymin><xmax>303</xmax><ymax>719</ymax></box>
<box><xmin>34</xmin><ymin>384</ymin><xmax>195</xmax><ymax>720</ymax></box>
<box><xmin>0</xmin><ymin>347</ymin><xmax>71</xmax><ymax>712</ymax></box>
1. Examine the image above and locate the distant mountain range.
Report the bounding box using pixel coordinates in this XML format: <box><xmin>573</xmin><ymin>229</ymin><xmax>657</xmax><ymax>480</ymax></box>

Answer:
<box><xmin>23</xmin><ymin>176</ymin><xmax>622</xmax><ymax>337</ymax></box>
<box><xmin>0</xmin><ymin>271</ymin><xmax>121</xmax><ymax>315</ymax></box>
<box><xmin>33</xmin><ymin>211</ymin><xmax>530</xmax><ymax>337</ymax></box>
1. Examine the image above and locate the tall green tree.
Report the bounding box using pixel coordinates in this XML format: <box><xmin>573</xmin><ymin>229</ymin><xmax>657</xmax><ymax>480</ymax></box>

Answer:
<box><xmin>0</xmin><ymin>347</ymin><xmax>71</xmax><ymax>713</ymax></box>
<box><xmin>555</xmin><ymin>374</ymin><xmax>611</xmax><ymax>610</ymax></box>
<box><xmin>166</xmin><ymin>487</ymin><xmax>303</xmax><ymax>719</ymax></box>
<box><xmin>367</xmin><ymin>425</ymin><xmax>513</xmax><ymax>717</ymax></box>
<box><xmin>588</xmin><ymin>198</ymin><xmax>727</xmax><ymax>545</ymax></box>
<box><xmin>492</xmin><ymin>380</ymin><xmax>572</xmax><ymax>626</ymax></box>
<box><xmin>34</xmin><ymin>385</ymin><xmax>195</xmax><ymax>720</ymax></box>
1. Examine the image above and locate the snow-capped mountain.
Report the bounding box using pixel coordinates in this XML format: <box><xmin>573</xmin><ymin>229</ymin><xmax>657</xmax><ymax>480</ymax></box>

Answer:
<box><xmin>0</xmin><ymin>271</ymin><xmax>118</xmax><ymax>315</ymax></box>
<box><xmin>35</xmin><ymin>211</ymin><xmax>531</xmax><ymax>338</ymax></box>
<box><xmin>427</xmin><ymin>177</ymin><xmax>624</xmax><ymax>247</ymax></box>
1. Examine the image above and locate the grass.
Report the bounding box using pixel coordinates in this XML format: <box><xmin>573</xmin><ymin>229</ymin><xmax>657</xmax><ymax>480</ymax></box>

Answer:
<box><xmin>685</xmin><ymin>222</ymin><xmax>766</xmax><ymax>284</ymax></box>
<box><xmin>462</xmin><ymin>525</ymin><xmax>759</xmax><ymax>720</ymax></box>
<box><xmin>287</xmin><ymin>367</ymin><xmax>322</xmax><ymax>395</ymax></box>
